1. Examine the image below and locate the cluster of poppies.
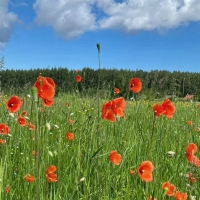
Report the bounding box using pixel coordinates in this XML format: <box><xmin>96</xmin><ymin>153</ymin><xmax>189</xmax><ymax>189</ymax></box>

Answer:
<box><xmin>23</xmin><ymin>165</ymin><xmax>58</xmax><ymax>183</ymax></box>
<box><xmin>2</xmin><ymin>73</ymin><xmax>192</xmax><ymax>199</ymax></box>
<box><xmin>186</xmin><ymin>143</ymin><xmax>200</xmax><ymax>167</ymax></box>
<box><xmin>102</xmin><ymin>97</ymin><xmax>126</xmax><ymax>122</ymax></box>
<box><xmin>113</xmin><ymin>78</ymin><xmax>142</xmax><ymax>95</ymax></box>
<box><xmin>162</xmin><ymin>182</ymin><xmax>188</xmax><ymax>199</ymax></box>
<box><xmin>152</xmin><ymin>98</ymin><xmax>176</xmax><ymax>119</ymax></box>
<box><xmin>4</xmin><ymin>95</ymin><xmax>36</xmax><ymax>130</ymax></box>
<box><xmin>34</xmin><ymin>76</ymin><xmax>56</xmax><ymax>107</ymax></box>
<box><xmin>46</xmin><ymin>165</ymin><xmax>57</xmax><ymax>182</ymax></box>
<box><xmin>102</xmin><ymin>78</ymin><xmax>143</xmax><ymax>122</ymax></box>
<box><xmin>109</xmin><ymin>151</ymin><xmax>154</xmax><ymax>182</ymax></box>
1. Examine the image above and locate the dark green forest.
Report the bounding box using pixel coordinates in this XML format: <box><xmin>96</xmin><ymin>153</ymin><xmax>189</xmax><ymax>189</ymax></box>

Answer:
<box><xmin>0</xmin><ymin>63</ymin><xmax>200</xmax><ymax>100</ymax></box>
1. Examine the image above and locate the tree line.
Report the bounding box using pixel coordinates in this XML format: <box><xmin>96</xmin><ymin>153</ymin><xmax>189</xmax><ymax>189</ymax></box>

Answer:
<box><xmin>0</xmin><ymin>66</ymin><xmax>200</xmax><ymax>100</ymax></box>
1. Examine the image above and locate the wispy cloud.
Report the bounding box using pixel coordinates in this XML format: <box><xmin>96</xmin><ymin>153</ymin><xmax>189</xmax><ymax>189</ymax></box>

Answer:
<box><xmin>33</xmin><ymin>0</ymin><xmax>200</xmax><ymax>39</ymax></box>
<box><xmin>2</xmin><ymin>0</ymin><xmax>200</xmax><ymax>48</ymax></box>
<box><xmin>0</xmin><ymin>0</ymin><xmax>18</xmax><ymax>49</ymax></box>
<box><xmin>98</xmin><ymin>0</ymin><xmax>200</xmax><ymax>32</ymax></box>
<box><xmin>33</xmin><ymin>0</ymin><xmax>97</xmax><ymax>39</ymax></box>
<box><xmin>10</xmin><ymin>1</ymin><xmax>28</xmax><ymax>7</ymax></box>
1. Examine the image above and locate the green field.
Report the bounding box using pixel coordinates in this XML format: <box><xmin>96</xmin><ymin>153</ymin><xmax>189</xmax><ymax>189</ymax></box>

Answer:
<box><xmin>0</xmin><ymin>75</ymin><xmax>199</xmax><ymax>200</ymax></box>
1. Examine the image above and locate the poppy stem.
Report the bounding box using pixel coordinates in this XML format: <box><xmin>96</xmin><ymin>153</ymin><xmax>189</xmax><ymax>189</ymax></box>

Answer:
<box><xmin>31</xmin><ymin>87</ymin><xmax>40</xmax><ymax>200</ymax></box>
<box><xmin>148</xmin><ymin>115</ymin><xmax>157</xmax><ymax>158</ymax></box>
<box><xmin>134</xmin><ymin>93</ymin><xmax>137</xmax><ymax>103</ymax></box>
<box><xmin>96</xmin><ymin>43</ymin><xmax>102</xmax><ymax>152</ymax></box>
<box><xmin>96</xmin><ymin>43</ymin><xmax>101</xmax><ymax>124</ymax></box>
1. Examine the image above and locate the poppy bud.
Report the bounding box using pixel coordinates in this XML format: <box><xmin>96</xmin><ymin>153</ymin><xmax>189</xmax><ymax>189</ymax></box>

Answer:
<box><xmin>96</xmin><ymin>43</ymin><xmax>100</xmax><ymax>53</ymax></box>
<box><xmin>166</xmin><ymin>151</ymin><xmax>175</xmax><ymax>158</ymax></box>
<box><xmin>31</xmin><ymin>87</ymin><xmax>38</xmax><ymax>102</ymax></box>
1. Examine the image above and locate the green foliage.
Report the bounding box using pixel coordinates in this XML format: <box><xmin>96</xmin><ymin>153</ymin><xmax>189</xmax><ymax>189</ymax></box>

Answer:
<box><xmin>0</xmin><ymin>92</ymin><xmax>199</xmax><ymax>199</ymax></box>
<box><xmin>0</xmin><ymin>56</ymin><xmax>4</xmax><ymax>70</ymax></box>
<box><xmin>1</xmin><ymin>66</ymin><xmax>200</xmax><ymax>99</ymax></box>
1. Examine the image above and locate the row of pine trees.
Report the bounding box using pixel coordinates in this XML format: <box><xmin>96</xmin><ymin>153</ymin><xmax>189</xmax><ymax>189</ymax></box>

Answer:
<box><xmin>0</xmin><ymin>63</ymin><xmax>199</xmax><ymax>100</ymax></box>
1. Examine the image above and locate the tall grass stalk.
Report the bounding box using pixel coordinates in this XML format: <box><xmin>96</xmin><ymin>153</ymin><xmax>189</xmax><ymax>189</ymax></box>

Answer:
<box><xmin>147</xmin><ymin>115</ymin><xmax>157</xmax><ymax>159</ymax></box>
<box><xmin>96</xmin><ymin>43</ymin><xmax>101</xmax><ymax>123</ymax></box>
<box><xmin>96</xmin><ymin>43</ymin><xmax>101</xmax><ymax>154</ymax></box>
<box><xmin>32</xmin><ymin>87</ymin><xmax>40</xmax><ymax>200</ymax></box>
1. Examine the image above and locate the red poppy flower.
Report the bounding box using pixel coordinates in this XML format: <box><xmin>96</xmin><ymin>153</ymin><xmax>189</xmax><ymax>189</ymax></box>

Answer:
<box><xmin>114</xmin><ymin>88</ymin><xmax>120</xmax><ymax>94</ymax></box>
<box><xmin>46</xmin><ymin>173</ymin><xmax>57</xmax><ymax>183</ymax></box>
<box><xmin>5</xmin><ymin>186</ymin><xmax>10</xmax><ymax>193</ymax></box>
<box><xmin>21</xmin><ymin>110</ymin><xmax>27</xmax><ymax>116</ymax></box>
<box><xmin>102</xmin><ymin>101</ymin><xmax>115</xmax><ymax>122</ymax></box>
<box><xmin>66</xmin><ymin>132</ymin><xmax>74</xmax><ymax>140</ymax></box>
<box><xmin>185</xmin><ymin>143</ymin><xmax>200</xmax><ymax>166</ymax></box>
<box><xmin>46</xmin><ymin>165</ymin><xmax>57</xmax><ymax>182</ymax></box>
<box><xmin>162</xmin><ymin>181</ymin><xmax>176</xmax><ymax>196</ymax></box>
<box><xmin>187</xmin><ymin>154</ymin><xmax>200</xmax><ymax>166</ymax></box>
<box><xmin>129</xmin><ymin>78</ymin><xmax>142</xmax><ymax>93</ymax></box>
<box><xmin>45</xmin><ymin>77</ymin><xmax>56</xmax><ymax>88</ymax></box>
<box><xmin>6</xmin><ymin>96</ymin><xmax>23</xmax><ymax>113</ymax></box>
<box><xmin>111</xmin><ymin>97</ymin><xmax>126</xmax><ymax>117</ymax></box>
<box><xmin>32</xmin><ymin>150</ymin><xmax>37</xmax><ymax>156</ymax></box>
<box><xmin>152</xmin><ymin>99</ymin><xmax>176</xmax><ymax>119</ymax></box>
<box><xmin>66</xmin><ymin>102</ymin><xmax>69</xmax><ymax>107</ymax></box>
<box><xmin>34</xmin><ymin>76</ymin><xmax>55</xmax><ymax>99</ymax></box>
<box><xmin>187</xmin><ymin>120</ymin><xmax>192</xmax><ymax>126</ymax></box>
<box><xmin>188</xmin><ymin>172</ymin><xmax>196</xmax><ymax>183</ymax></box>
<box><xmin>46</xmin><ymin>165</ymin><xmax>57</xmax><ymax>174</ymax></box>
<box><xmin>129</xmin><ymin>169</ymin><xmax>135</xmax><ymax>175</ymax></box>
<box><xmin>161</xmin><ymin>99</ymin><xmax>176</xmax><ymax>119</ymax></box>
<box><xmin>42</xmin><ymin>99</ymin><xmax>54</xmax><ymax>107</ymax></box>
<box><xmin>24</xmin><ymin>174</ymin><xmax>35</xmax><ymax>182</ymax></box>
<box><xmin>174</xmin><ymin>191</ymin><xmax>188</xmax><ymax>200</ymax></box>
<box><xmin>68</xmin><ymin>119</ymin><xmax>73</xmax><ymax>124</ymax></box>
<box><xmin>29</xmin><ymin>123</ymin><xmax>35</xmax><ymax>131</ymax></box>
<box><xmin>0</xmin><ymin>139</ymin><xmax>6</xmax><ymax>144</ymax></box>
<box><xmin>76</xmin><ymin>75</ymin><xmax>82</xmax><ymax>82</ymax></box>
<box><xmin>137</xmin><ymin>161</ymin><xmax>154</xmax><ymax>182</ymax></box>
<box><xmin>152</xmin><ymin>104</ymin><xmax>164</xmax><ymax>117</ymax></box>
<box><xmin>186</xmin><ymin>143</ymin><xmax>198</xmax><ymax>155</ymax></box>
<box><xmin>18</xmin><ymin>116</ymin><xmax>27</xmax><ymax>127</ymax></box>
<box><xmin>109</xmin><ymin>150</ymin><xmax>122</xmax><ymax>165</ymax></box>
<box><xmin>102</xmin><ymin>97</ymin><xmax>126</xmax><ymax>122</ymax></box>
<box><xmin>0</xmin><ymin>124</ymin><xmax>10</xmax><ymax>135</ymax></box>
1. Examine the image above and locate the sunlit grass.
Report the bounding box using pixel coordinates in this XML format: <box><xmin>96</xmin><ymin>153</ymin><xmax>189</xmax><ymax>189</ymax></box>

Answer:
<box><xmin>0</xmin><ymin>86</ymin><xmax>199</xmax><ymax>199</ymax></box>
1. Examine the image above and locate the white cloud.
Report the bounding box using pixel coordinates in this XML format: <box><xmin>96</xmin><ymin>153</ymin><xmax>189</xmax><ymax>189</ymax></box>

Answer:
<box><xmin>0</xmin><ymin>0</ymin><xmax>18</xmax><ymax>48</ymax></box>
<box><xmin>34</xmin><ymin>0</ymin><xmax>97</xmax><ymax>39</ymax></box>
<box><xmin>0</xmin><ymin>42</ymin><xmax>5</xmax><ymax>50</ymax></box>
<box><xmin>98</xmin><ymin>0</ymin><xmax>200</xmax><ymax>32</ymax></box>
<box><xmin>32</xmin><ymin>0</ymin><xmax>200</xmax><ymax>39</ymax></box>
<box><xmin>1</xmin><ymin>0</ymin><xmax>200</xmax><ymax>47</ymax></box>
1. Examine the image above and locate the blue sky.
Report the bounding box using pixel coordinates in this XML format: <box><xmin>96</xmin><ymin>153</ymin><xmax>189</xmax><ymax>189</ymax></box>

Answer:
<box><xmin>1</xmin><ymin>0</ymin><xmax>200</xmax><ymax>72</ymax></box>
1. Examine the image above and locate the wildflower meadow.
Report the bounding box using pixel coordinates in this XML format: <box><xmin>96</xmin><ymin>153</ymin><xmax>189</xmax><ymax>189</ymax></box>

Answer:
<box><xmin>0</xmin><ymin>45</ymin><xmax>200</xmax><ymax>200</ymax></box>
